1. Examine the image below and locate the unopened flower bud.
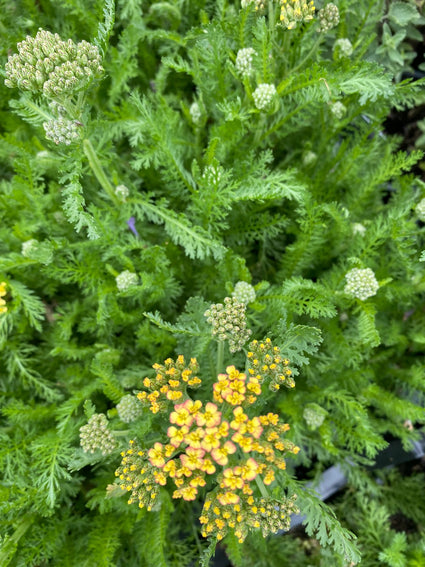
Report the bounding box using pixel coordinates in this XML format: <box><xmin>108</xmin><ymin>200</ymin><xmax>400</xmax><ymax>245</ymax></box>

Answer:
<box><xmin>344</xmin><ymin>268</ymin><xmax>379</xmax><ymax>301</ymax></box>
<box><xmin>318</xmin><ymin>3</ymin><xmax>340</xmax><ymax>32</ymax></box>
<box><xmin>79</xmin><ymin>413</ymin><xmax>116</xmax><ymax>455</ymax></box>
<box><xmin>253</xmin><ymin>83</ymin><xmax>277</xmax><ymax>110</ymax></box>
<box><xmin>116</xmin><ymin>270</ymin><xmax>138</xmax><ymax>291</ymax></box>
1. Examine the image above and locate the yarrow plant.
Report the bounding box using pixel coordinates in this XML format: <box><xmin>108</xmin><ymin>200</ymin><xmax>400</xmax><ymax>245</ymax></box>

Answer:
<box><xmin>3</xmin><ymin>1</ymin><xmax>425</xmax><ymax>565</ymax></box>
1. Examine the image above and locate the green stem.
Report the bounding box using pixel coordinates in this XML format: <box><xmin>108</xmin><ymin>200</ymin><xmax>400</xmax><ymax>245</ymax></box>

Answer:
<box><xmin>0</xmin><ymin>514</ymin><xmax>35</xmax><ymax>564</ymax></box>
<box><xmin>216</xmin><ymin>341</ymin><xmax>225</xmax><ymax>376</ymax></box>
<box><xmin>255</xmin><ymin>474</ymin><xmax>269</xmax><ymax>499</ymax></box>
<box><xmin>291</xmin><ymin>35</ymin><xmax>322</xmax><ymax>75</ymax></box>
<box><xmin>113</xmin><ymin>430</ymin><xmax>130</xmax><ymax>437</ymax></box>
<box><xmin>83</xmin><ymin>138</ymin><xmax>118</xmax><ymax>203</ymax></box>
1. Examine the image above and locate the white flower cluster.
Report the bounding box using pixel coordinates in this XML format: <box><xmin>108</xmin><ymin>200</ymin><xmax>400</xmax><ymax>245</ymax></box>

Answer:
<box><xmin>115</xmin><ymin>184</ymin><xmax>130</xmax><ymax>202</ymax></box>
<box><xmin>333</xmin><ymin>38</ymin><xmax>353</xmax><ymax>58</ymax></box>
<box><xmin>204</xmin><ymin>296</ymin><xmax>252</xmax><ymax>353</ymax></box>
<box><xmin>116</xmin><ymin>270</ymin><xmax>139</xmax><ymax>291</ymax></box>
<box><xmin>235</xmin><ymin>48</ymin><xmax>256</xmax><ymax>78</ymax></box>
<box><xmin>303</xmin><ymin>151</ymin><xmax>317</xmax><ymax>166</ymax></box>
<box><xmin>116</xmin><ymin>395</ymin><xmax>143</xmax><ymax>423</ymax></box>
<box><xmin>5</xmin><ymin>29</ymin><xmax>103</xmax><ymax>96</ymax></box>
<box><xmin>43</xmin><ymin>118</ymin><xmax>80</xmax><ymax>145</ymax></box>
<box><xmin>202</xmin><ymin>164</ymin><xmax>223</xmax><ymax>186</ymax></box>
<box><xmin>21</xmin><ymin>239</ymin><xmax>39</xmax><ymax>257</ymax></box>
<box><xmin>416</xmin><ymin>198</ymin><xmax>425</xmax><ymax>222</ymax></box>
<box><xmin>317</xmin><ymin>3</ymin><xmax>340</xmax><ymax>32</ymax></box>
<box><xmin>189</xmin><ymin>102</ymin><xmax>202</xmax><ymax>125</ymax></box>
<box><xmin>331</xmin><ymin>101</ymin><xmax>346</xmax><ymax>119</ymax></box>
<box><xmin>352</xmin><ymin>223</ymin><xmax>366</xmax><ymax>236</ymax></box>
<box><xmin>253</xmin><ymin>83</ymin><xmax>277</xmax><ymax>110</ymax></box>
<box><xmin>79</xmin><ymin>414</ymin><xmax>117</xmax><ymax>455</ymax></box>
<box><xmin>232</xmin><ymin>281</ymin><xmax>256</xmax><ymax>304</ymax></box>
<box><xmin>303</xmin><ymin>404</ymin><xmax>327</xmax><ymax>430</ymax></box>
<box><xmin>344</xmin><ymin>268</ymin><xmax>379</xmax><ymax>301</ymax></box>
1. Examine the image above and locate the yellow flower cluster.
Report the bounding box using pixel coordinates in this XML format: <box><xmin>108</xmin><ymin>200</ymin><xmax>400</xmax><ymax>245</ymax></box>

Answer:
<box><xmin>200</xmin><ymin>491</ymin><xmax>298</xmax><ymax>542</ymax></box>
<box><xmin>115</xmin><ymin>353</ymin><xmax>300</xmax><ymax>543</ymax></box>
<box><xmin>0</xmin><ymin>282</ymin><xmax>7</xmax><ymax>314</ymax></box>
<box><xmin>136</xmin><ymin>356</ymin><xmax>201</xmax><ymax>413</ymax></box>
<box><xmin>213</xmin><ymin>365</ymin><xmax>261</xmax><ymax>406</ymax></box>
<box><xmin>247</xmin><ymin>338</ymin><xmax>295</xmax><ymax>391</ymax></box>
<box><xmin>279</xmin><ymin>0</ymin><xmax>315</xmax><ymax>29</ymax></box>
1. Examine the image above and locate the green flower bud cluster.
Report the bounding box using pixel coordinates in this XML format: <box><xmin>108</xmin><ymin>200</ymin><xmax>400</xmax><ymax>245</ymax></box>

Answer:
<box><xmin>352</xmin><ymin>223</ymin><xmax>366</xmax><ymax>236</ymax></box>
<box><xmin>279</xmin><ymin>0</ymin><xmax>316</xmax><ymax>30</ymax></box>
<box><xmin>303</xmin><ymin>150</ymin><xmax>317</xmax><ymax>166</ymax></box>
<box><xmin>331</xmin><ymin>101</ymin><xmax>346</xmax><ymax>119</ymax></box>
<box><xmin>317</xmin><ymin>3</ymin><xmax>340</xmax><ymax>32</ymax></box>
<box><xmin>333</xmin><ymin>38</ymin><xmax>353</xmax><ymax>58</ymax></box>
<box><xmin>79</xmin><ymin>413</ymin><xmax>117</xmax><ymax>455</ymax></box>
<box><xmin>204</xmin><ymin>297</ymin><xmax>252</xmax><ymax>353</ymax></box>
<box><xmin>416</xmin><ymin>198</ymin><xmax>425</xmax><ymax>222</ymax></box>
<box><xmin>43</xmin><ymin>117</ymin><xmax>80</xmax><ymax>145</ymax></box>
<box><xmin>235</xmin><ymin>48</ymin><xmax>256</xmax><ymax>78</ymax></box>
<box><xmin>253</xmin><ymin>84</ymin><xmax>277</xmax><ymax>110</ymax></box>
<box><xmin>202</xmin><ymin>164</ymin><xmax>223</xmax><ymax>186</ymax></box>
<box><xmin>189</xmin><ymin>102</ymin><xmax>202</xmax><ymax>125</ymax></box>
<box><xmin>21</xmin><ymin>239</ymin><xmax>39</xmax><ymax>257</ymax></box>
<box><xmin>5</xmin><ymin>29</ymin><xmax>103</xmax><ymax>97</ymax></box>
<box><xmin>116</xmin><ymin>270</ymin><xmax>138</xmax><ymax>291</ymax></box>
<box><xmin>232</xmin><ymin>281</ymin><xmax>256</xmax><ymax>304</ymax></box>
<box><xmin>115</xmin><ymin>184</ymin><xmax>130</xmax><ymax>202</ymax></box>
<box><xmin>303</xmin><ymin>403</ymin><xmax>327</xmax><ymax>429</ymax></box>
<box><xmin>116</xmin><ymin>395</ymin><xmax>143</xmax><ymax>423</ymax></box>
<box><xmin>344</xmin><ymin>268</ymin><xmax>379</xmax><ymax>301</ymax></box>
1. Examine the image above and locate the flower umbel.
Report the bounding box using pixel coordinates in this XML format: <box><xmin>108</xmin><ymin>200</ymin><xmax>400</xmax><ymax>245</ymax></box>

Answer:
<box><xmin>252</xmin><ymin>84</ymin><xmax>277</xmax><ymax>111</ymax></box>
<box><xmin>235</xmin><ymin>48</ymin><xmax>257</xmax><ymax>78</ymax></box>
<box><xmin>5</xmin><ymin>29</ymin><xmax>103</xmax><ymax>96</ymax></box>
<box><xmin>116</xmin><ymin>395</ymin><xmax>143</xmax><ymax>423</ymax></box>
<box><xmin>247</xmin><ymin>338</ymin><xmax>295</xmax><ymax>390</ymax></box>
<box><xmin>136</xmin><ymin>356</ymin><xmax>201</xmax><ymax>414</ymax></box>
<box><xmin>344</xmin><ymin>268</ymin><xmax>379</xmax><ymax>301</ymax></box>
<box><xmin>80</xmin><ymin>413</ymin><xmax>117</xmax><ymax>455</ymax></box>
<box><xmin>279</xmin><ymin>0</ymin><xmax>315</xmax><ymax>30</ymax></box>
<box><xmin>116</xmin><ymin>270</ymin><xmax>138</xmax><ymax>291</ymax></box>
<box><xmin>115</xmin><ymin>349</ymin><xmax>299</xmax><ymax>544</ymax></box>
<box><xmin>204</xmin><ymin>297</ymin><xmax>252</xmax><ymax>353</ymax></box>
<box><xmin>317</xmin><ymin>3</ymin><xmax>340</xmax><ymax>32</ymax></box>
<box><xmin>43</xmin><ymin>118</ymin><xmax>80</xmax><ymax>145</ymax></box>
<box><xmin>232</xmin><ymin>281</ymin><xmax>256</xmax><ymax>305</ymax></box>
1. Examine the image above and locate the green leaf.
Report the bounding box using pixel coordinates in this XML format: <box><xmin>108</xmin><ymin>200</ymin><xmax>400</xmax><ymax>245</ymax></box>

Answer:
<box><xmin>134</xmin><ymin>198</ymin><xmax>226</xmax><ymax>260</ymax></box>
<box><xmin>388</xmin><ymin>2</ymin><xmax>420</xmax><ymax>27</ymax></box>
<box><xmin>298</xmin><ymin>489</ymin><xmax>361</xmax><ymax>563</ymax></box>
